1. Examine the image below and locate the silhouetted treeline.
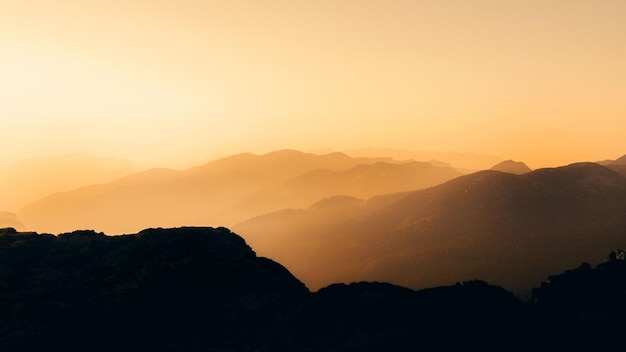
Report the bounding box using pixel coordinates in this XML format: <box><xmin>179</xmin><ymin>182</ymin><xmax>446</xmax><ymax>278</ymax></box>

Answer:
<box><xmin>1</xmin><ymin>227</ymin><xmax>625</xmax><ymax>351</ymax></box>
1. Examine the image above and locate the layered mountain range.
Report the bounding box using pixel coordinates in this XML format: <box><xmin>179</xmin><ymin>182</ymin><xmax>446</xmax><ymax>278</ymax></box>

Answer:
<box><xmin>235</xmin><ymin>161</ymin><xmax>626</xmax><ymax>292</ymax></box>
<box><xmin>17</xmin><ymin>150</ymin><xmax>462</xmax><ymax>234</ymax></box>
<box><xmin>4</xmin><ymin>149</ymin><xmax>626</xmax><ymax>296</ymax></box>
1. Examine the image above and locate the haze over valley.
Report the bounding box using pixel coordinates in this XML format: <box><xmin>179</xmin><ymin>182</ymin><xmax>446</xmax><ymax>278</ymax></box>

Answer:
<box><xmin>2</xmin><ymin>1</ymin><xmax>626</xmax><ymax>350</ymax></box>
<box><xmin>2</xmin><ymin>149</ymin><xmax>626</xmax><ymax>296</ymax></box>
<box><xmin>14</xmin><ymin>149</ymin><xmax>464</xmax><ymax>234</ymax></box>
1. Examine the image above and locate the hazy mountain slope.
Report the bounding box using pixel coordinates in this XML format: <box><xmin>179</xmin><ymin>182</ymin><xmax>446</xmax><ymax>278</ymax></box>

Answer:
<box><xmin>0</xmin><ymin>212</ymin><xmax>25</xmax><ymax>231</ymax></box>
<box><xmin>285</xmin><ymin>161</ymin><xmax>462</xmax><ymax>199</ymax></box>
<box><xmin>0</xmin><ymin>153</ymin><xmax>136</xmax><ymax>211</ymax></box>
<box><xmin>489</xmin><ymin>159</ymin><xmax>532</xmax><ymax>174</ymax></box>
<box><xmin>598</xmin><ymin>154</ymin><xmax>626</xmax><ymax>165</ymax></box>
<box><xmin>17</xmin><ymin>150</ymin><xmax>395</xmax><ymax>235</ymax></box>
<box><xmin>604</xmin><ymin>154</ymin><xmax>626</xmax><ymax>178</ymax></box>
<box><xmin>232</xmin><ymin>161</ymin><xmax>462</xmax><ymax>215</ymax></box>
<box><xmin>612</xmin><ymin>154</ymin><xmax>626</xmax><ymax>165</ymax></box>
<box><xmin>234</xmin><ymin>162</ymin><xmax>626</xmax><ymax>293</ymax></box>
<box><xmin>344</xmin><ymin>147</ymin><xmax>503</xmax><ymax>171</ymax></box>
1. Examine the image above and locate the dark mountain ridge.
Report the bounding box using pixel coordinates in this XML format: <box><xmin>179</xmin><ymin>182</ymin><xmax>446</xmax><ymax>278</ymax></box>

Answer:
<box><xmin>1</xmin><ymin>226</ymin><xmax>625</xmax><ymax>351</ymax></box>
<box><xmin>0</xmin><ymin>226</ymin><xmax>307</xmax><ymax>351</ymax></box>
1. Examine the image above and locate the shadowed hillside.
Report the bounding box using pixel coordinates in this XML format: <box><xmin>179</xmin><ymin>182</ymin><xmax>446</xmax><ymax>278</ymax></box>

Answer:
<box><xmin>17</xmin><ymin>150</ymin><xmax>459</xmax><ymax>235</ymax></box>
<box><xmin>602</xmin><ymin>154</ymin><xmax>626</xmax><ymax>178</ymax></box>
<box><xmin>235</xmin><ymin>162</ymin><xmax>626</xmax><ymax>292</ymax></box>
<box><xmin>2</xmin><ymin>226</ymin><xmax>624</xmax><ymax>351</ymax></box>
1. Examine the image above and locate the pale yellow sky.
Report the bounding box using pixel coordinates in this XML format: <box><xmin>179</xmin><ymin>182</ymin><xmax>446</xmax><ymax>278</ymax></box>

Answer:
<box><xmin>1</xmin><ymin>0</ymin><xmax>625</xmax><ymax>169</ymax></box>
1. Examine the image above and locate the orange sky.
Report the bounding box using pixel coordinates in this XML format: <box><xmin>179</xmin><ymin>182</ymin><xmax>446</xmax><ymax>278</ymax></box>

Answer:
<box><xmin>1</xmin><ymin>0</ymin><xmax>625</xmax><ymax>169</ymax></box>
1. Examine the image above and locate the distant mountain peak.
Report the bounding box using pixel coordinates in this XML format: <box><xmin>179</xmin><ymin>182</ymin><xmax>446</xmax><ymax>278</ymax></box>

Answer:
<box><xmin>612</xmin><ymin>154</ymin><xmax>626</xmax><ymax>165</ymax></box>
<box><xmin>489</xmin><ymin>160</ymin><xmax>532</xmax><ymax>174</ymax></box>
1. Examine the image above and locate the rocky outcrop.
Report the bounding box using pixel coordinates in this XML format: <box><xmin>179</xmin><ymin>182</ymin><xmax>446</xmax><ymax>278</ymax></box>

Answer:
<box><xmin>2</xmin><ymin>226</ymin><xmax>625</xmax><ymax>351</ymax></box>
<box><xmin>0</xmin><ymin>226</ymin><xmax>308</xmax><ymax>352</ymax></box>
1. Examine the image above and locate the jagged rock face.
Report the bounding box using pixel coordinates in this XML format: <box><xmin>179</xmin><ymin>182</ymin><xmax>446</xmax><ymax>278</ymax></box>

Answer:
<box><xmin>0</xmin><ymin>227</ymin><xmax>308</xmax><ymax>352</ymax></box>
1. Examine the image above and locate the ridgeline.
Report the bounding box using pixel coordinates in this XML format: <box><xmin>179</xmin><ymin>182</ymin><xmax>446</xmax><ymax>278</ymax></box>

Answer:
<box><xmin>1</xmin><ymin>227</ymin><xmax>625</xmax><ymax>351</ymax></box>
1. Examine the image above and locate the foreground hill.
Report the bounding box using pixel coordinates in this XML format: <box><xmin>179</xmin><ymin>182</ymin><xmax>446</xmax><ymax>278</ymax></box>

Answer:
<box><xmin>1</xmin><ymin>227</ymin><xmax>624</xmax><ymax>351</ymax></box>
<box><xmin>0</xmin><ymin>227</ymin><xmax>308</xmax><ymax>351</ymax></box>
<box><xmin>18</xmin><ymin>150</ymin><xmax>459</xmax><ymax>235</ymax></box>
<box><xmin>235</xmin><ymin>162</ymin><xmax>626</xmax><ymax>292</ymax></box>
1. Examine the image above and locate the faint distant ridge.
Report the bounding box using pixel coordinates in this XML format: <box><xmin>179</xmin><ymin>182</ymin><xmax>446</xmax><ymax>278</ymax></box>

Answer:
<box><xmin>277</xmin><ymin>160</ymin><xmax>463</xmax><ymax>201</ymax></box>
<box><xmin>610</xmin><ymin>154</ymin><xmax>626</xmax><ymax>165</ymax></box>
<box><xmin>597</xmin><ymin>153</ymin><xmax>626</xmax><ymax>178</ymax></box>
<box><xmin>17</xmin><ymin>149</ymin><xmax>460</xmax><ymax>235</ymax></box>
<box><xmin>344</xmin><ymin>147</ymin><xmax>503</xmax><ymax>171</ymax></box>
<box><xmin>0</xmin><ymin>153</ymin><xmax>136</xmax><ymax>212</ymax></box>
<box><xmin>489</xmin><ymin>160</ymin><xmax>532</xmax><ymax>174</ymax></box>
<box><xmin>0</xmin><ymin>212</ymin><xmax>25</xmax><ymax>231</ymax></box>
<box><xmin>596</xmin><ymin>153</ymin><xmax>626</xmax><ymax>165</ymax></box>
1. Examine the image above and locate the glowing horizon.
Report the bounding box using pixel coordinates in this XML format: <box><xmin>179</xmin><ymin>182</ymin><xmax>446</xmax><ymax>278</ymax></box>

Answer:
<box><xmin>1</xmin><ymin>1</ymin><xmax>625</xmax><ymax>170</ymax></box>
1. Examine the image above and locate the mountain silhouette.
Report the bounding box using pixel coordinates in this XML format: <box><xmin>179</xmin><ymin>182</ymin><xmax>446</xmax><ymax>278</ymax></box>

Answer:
<box><xmin>17</xmin><ymin>150</ymin><xmax>458</xmax><ymax>235</ymax></box>
<box><xmin>2</xmin><ymin>226</ymin><xmax>624</xmax><ymax>351</ymax></box>
<box><xmin>0</xmin><ymin>226</ymin><xmax>308</xmax><ymax>352</ymax></box>
<box><xmin>601</xmin><ymin>154</ymin><xmax>626</xmax><ymax>179</ymax></box>
<box><xmin>528</xmin><ymin>249</ymin><xmax>626</xmax><ymax>347</ymax></box>
<box><xmin>344</xmin><ymin>147</ymin><xmax>503</xmax><ymax>171</ymax></box>
<box><xmin>489</xmin><ymin>159</ymin><xmax>532</xmax><ymax>174</ymax></box>
<box><xmin>233</xmin><ymin>160</ymin><xmax>462</xmax><ymax>215</ymax></box>
<box><xmin>285</xmin><ymin>161</ymin><xmax>462</xmax><ymax>198</ymax></box>
<box><xmin>235</xmin><ymin>162</ymin><xmax>626</xmax><ymax>292</ymax></box>
<box><xmin>598</xmin><ymin>153</ymin><xmax>626</xmax><ymax>166</ymax></box>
